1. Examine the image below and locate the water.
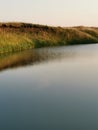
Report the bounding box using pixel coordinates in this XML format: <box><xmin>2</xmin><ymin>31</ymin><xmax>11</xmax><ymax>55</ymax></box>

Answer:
<box><xmin>0</xmin><ymin>44</ymin><xmax>98</xmax><ymax>130</ymax></box>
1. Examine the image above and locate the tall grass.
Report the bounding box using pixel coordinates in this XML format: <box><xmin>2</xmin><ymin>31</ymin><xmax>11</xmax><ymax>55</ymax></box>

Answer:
<box><xmin>0</xmin><ymin>30</ymin><xmax>34</xmax><ymax>53</ymax></box>
<box><xmin>0</xmin><ymin>22</ymin><xmax>98</xmax><ymax>53</ymax></box>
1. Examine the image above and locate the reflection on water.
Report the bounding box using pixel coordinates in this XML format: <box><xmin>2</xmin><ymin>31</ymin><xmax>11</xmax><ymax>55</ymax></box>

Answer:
<box><xmin>0</xmin><ymin>47</ymin><xmax>76</xmax><ymax>72</ymax></box>
<box><xmin>0</xmin><ymin>48</ymin><xmax>66</xmax><ymax>71</ymax></box>
<box><xmin>0</xmin><ymin>44</ymin><xmax>98</xmax><ymax>72</ymax></box>
<box><xmin>0</xmin><ymin>44</ymin><xmax>98</xmax><ymax>130</ymax></box>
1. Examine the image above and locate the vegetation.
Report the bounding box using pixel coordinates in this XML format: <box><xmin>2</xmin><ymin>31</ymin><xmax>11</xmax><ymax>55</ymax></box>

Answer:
<box><xmin>0</xmin><ymin>22</ymin><xmax>98</xmax><ymax>53</ymax></box>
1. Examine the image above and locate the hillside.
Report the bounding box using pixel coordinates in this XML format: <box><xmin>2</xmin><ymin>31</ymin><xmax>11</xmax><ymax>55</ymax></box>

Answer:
<box><xmin>0</xmin><ymin>22</ymin><xmax>98</xmax><ymax>53</ymax></box>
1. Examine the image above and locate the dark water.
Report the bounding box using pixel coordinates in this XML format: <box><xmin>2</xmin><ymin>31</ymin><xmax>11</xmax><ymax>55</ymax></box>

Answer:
<box><xmin>0</xmin><ymin>44</ymin><xmax>98</xmax><ymax>130</ymax></box>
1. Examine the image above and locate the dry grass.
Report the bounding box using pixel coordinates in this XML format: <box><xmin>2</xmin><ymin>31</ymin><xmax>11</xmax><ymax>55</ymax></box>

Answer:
<box><xmin>0</xmin><ymin>22</ymin><xmax>98</xmax><ymax>53</ymax></box>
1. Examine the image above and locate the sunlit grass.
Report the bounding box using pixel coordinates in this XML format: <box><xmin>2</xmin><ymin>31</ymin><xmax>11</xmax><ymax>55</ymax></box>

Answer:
<box><xmin>0</xmin><ymin>22</ymin><xmax>98</xmax><ymax>53</ymax></box>
<box><xmin>0</xmin><ymin>31</ymin><xmax>34</xmax><ymax>53</ymax></box>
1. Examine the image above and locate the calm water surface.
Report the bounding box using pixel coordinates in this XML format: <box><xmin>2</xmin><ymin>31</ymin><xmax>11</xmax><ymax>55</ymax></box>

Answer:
<box><xmin>0</xmin><ymin>44</ymin><xmax>98</xmax><ymax>130</ymax></box>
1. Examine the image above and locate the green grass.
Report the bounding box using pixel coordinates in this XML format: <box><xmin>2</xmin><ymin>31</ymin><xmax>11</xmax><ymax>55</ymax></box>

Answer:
<box><xmin>0</xmin><ymin>31</ymin><xmax>35</xmax><ymax>53</ymax></box>
<box><xmin>0</xmin><ymin>22</ymin><xmax>98</xmax><ymax>53</ymax></box>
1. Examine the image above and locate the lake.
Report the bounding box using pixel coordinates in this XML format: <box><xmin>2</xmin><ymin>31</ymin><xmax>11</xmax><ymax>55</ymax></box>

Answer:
<box><xmin>0</xmin><ymin>44</ymin><xmax>98</xmax><ymax>130</ymax></box>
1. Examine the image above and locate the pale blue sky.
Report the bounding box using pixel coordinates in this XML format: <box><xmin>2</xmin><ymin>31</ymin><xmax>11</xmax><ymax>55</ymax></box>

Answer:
<box><xmin>0</xmin><ymin>0</ymin><xmax>98</xmax><ymax>26</ymax></box>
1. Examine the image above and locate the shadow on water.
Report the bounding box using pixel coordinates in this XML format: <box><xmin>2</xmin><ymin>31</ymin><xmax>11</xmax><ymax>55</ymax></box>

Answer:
<box><xmin>0</xmin><ymin>47</ymin><xmax>76</xmax><ymax>72</ymax></box>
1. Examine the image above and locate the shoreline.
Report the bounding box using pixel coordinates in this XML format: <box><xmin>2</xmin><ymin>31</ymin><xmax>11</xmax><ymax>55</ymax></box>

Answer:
<box><xmin>0</xmin><ymin>22</ymin><xmax>98</xmax><ymax>53</ymax></box>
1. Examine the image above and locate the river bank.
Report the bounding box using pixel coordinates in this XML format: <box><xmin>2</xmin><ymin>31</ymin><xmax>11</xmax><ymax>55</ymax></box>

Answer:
<box><xmin>0</xmin><ymin>22</ymin><xmax>98</xmax><ymax>53</ymax></box>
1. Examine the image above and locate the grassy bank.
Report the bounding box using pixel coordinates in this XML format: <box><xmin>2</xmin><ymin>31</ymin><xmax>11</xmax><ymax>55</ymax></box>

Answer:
<box><xmin>0</xmin><ymin>22</ymin><xmax>98</xmax><ymax>53</ymax></box>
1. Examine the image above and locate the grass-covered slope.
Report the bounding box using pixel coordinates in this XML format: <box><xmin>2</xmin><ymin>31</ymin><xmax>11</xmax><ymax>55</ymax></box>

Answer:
<box><xmin>0</xmin><ymin>22</ymin><xmax>98</xmax><ymax>53</ymax></box>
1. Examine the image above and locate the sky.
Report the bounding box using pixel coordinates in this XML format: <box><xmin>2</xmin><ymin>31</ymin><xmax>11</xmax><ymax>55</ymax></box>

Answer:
<box><xmin>0</xmin><ymin>0</ymin><xmax>98</xmax><ymax>27</ymax></box>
